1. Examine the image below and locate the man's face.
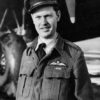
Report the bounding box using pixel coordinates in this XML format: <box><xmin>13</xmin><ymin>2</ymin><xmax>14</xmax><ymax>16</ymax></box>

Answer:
<box><xmin>31</xmin><ymin>6</ymin><xmax>60</xmax><ymax>39</ymax></box>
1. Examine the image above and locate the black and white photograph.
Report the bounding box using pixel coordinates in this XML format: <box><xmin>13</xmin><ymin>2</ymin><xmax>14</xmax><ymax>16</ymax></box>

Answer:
<box><xmin>0</xmin><ymin>0</ymin><xmax>100</xmax><ymax>100</ymax></box>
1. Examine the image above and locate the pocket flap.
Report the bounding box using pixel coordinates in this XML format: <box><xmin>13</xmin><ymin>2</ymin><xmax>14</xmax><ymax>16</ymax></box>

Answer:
<box><xmin>44</xmin><ymin>65</ymin><xmax>70</xmax><ymax>79</ymax></box>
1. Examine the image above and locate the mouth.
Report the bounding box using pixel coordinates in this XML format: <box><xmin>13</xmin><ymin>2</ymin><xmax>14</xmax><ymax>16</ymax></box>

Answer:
<box><xmin>40</xmin><ymin>26</ymin><xmax>50</xmax><ymax>32</ymax></box>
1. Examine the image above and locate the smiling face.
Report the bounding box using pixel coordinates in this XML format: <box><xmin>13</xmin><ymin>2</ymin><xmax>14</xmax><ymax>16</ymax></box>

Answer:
<box><xmin>31</xmin><ymin>6</ymin><xmax>60</xmax><ymax>39</ymax></box>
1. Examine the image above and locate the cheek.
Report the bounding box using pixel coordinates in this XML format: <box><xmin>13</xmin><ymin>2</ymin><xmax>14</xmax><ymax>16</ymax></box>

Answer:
<box><xmin>48</xmin><ymin>19</ymin><xmax>53</xmax><ymax>25</ymax></box>
<box><xmin>33</xmin><ymin>20</ymin><xmax>40</xmax><ymax>28</ymax></box>
<box><xmin>50</xmin><ymin>19</ymin><xmax>58</xmax><ymax>27</ymax></box>
<box><xmin>33</xmin><ymin>19</ymin><xmax>38</xmax><ymax>25</ymax></box>
<box><xmin>32</xmin><ymin>16</ymin><xmax>39</xmax><ymax>25</ymax></box>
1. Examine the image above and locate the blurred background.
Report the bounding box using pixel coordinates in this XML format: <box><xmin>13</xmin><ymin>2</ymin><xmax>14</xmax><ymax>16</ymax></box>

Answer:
<box><xmin>0</xmin><ymin>0</ymin><xmax>100</xmax><ymax>100</ymax></box>
<box><xmin>0</xmin><ymin>0</ymin><xmax>100</xmax><ymax>41</ymax></box>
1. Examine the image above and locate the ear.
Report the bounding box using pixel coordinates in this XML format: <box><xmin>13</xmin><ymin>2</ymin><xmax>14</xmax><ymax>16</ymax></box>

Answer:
<box><xmin>56</xmin><ymin>10</ymin><xmax>61</xmax><ymax>22</ymax></box>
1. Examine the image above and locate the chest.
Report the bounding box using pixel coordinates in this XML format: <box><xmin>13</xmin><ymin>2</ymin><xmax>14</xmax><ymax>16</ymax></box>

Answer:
<box><xmin>18</xmin><ymin>50</ymin><xmax>75</xmax><ymax>100</ymax></box>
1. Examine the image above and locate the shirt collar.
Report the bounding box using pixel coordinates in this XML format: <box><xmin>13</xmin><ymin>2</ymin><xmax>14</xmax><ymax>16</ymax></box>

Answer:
<box><xmin>35</xmin><ymin>32</ymin><xmax>58</xmax><ymax>51</ymax></box>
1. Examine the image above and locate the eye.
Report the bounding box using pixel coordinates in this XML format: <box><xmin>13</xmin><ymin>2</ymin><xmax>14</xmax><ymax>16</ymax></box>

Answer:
<box><xmin>45</xmin><ymin>14</ymin><xmax>52</xmax><ymax>18</ymax></box>
<box><xmin>35</xmin><ymin>16</ymin><xmax>41</xmax><ymax>19</ymax></box>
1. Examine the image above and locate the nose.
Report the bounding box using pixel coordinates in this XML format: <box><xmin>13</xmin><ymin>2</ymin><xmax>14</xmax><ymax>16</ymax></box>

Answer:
<box><xmin>41</xmin><ymin>17</ymin><xmax>48</xmax><ymax>25</ymax></box>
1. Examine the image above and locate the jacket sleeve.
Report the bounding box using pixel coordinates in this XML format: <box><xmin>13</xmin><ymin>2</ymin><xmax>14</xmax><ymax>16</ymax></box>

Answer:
<box><xmin>73</xmin><ymin>50</ymin><xmax>94</xmax><ymax>100</ymax></box>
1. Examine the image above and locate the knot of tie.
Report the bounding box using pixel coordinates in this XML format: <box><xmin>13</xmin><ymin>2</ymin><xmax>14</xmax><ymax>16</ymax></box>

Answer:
<box><xmin>36</xmin><ymin>43</ymin><xmax>46</xmax><ymax>60</ymax></box>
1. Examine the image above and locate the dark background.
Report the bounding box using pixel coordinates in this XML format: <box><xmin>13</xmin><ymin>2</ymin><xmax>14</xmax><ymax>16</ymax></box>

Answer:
<box><xmin>0</xmin><ymin>0</ymin><xmax>100</xmax><ymax>41</ymax></box>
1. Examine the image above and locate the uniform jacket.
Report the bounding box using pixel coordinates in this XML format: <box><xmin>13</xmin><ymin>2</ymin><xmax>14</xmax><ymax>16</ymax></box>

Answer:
<box><xmin>16</xmin><ymin>35</ymin><xmax>94</xmax><ymax>100</ymax></box>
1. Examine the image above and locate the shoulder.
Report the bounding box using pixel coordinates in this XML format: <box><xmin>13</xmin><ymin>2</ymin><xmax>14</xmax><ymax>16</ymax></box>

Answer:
<box><xmin>63</xmin><ymin>39</ymin><xmax>83</xmax><ymax>58</ymax></box>
<box><xmin>23</xmin><ymin>37</ymin><xmax>38</xmax><ymax>56</ymax></box>
<box><xmin>64</xmin><ymin>39</ymin><xmax>82</xmax><ymax>51</ymax></box>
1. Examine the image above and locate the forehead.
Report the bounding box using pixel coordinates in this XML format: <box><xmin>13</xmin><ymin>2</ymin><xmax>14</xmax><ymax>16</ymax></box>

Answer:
<box><xmin>31</xmin><ymin>6</ymin><xmax>55</xmax><ymax>16</ymax></box>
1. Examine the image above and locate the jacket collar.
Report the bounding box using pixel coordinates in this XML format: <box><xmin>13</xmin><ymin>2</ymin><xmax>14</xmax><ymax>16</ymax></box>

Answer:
<box><xmin>30</xmin><ymin>37</ymin><xmax>38</xmax><ymax>50</ymax></box>
<box><xmin>30</xmin><ymin>35</ymin><xmax>65</xmax><ymax>56</ymax></box>
<box><xmin>53</xmin><ymin>35</ymin><xmax>71</xmax><ymax>58</ymax></box>
<box><xmin>54</xmin><ymin>34</ymin><xmax>64</xmax><ymax>55</ymax></box>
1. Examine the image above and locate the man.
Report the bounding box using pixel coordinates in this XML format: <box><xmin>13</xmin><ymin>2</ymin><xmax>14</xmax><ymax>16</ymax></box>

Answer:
<box><xmin>16</xmin><ymin>0</ymin><xmax>94</xmax><ymax>100</ymax></box>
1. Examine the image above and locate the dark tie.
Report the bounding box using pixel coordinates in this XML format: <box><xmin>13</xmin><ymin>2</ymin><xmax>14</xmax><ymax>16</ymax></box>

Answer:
<box><xmin>36</xmin><ymin>43</ymin><xmax>46</xmax><ymax>60</ymax></box>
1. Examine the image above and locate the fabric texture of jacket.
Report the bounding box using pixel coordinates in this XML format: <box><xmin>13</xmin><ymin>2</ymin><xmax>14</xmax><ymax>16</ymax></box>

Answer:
<box><xmin>16</xmin><ymin>35</ymin><xmax>94</xmax><ymax>100</ymax></box>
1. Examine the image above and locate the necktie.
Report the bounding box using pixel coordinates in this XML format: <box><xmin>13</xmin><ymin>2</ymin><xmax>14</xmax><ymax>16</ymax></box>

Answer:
<box><xmin>36</xmin><ymin>43</ymin><xmax>46</xmax><ymax>60</ymax></box>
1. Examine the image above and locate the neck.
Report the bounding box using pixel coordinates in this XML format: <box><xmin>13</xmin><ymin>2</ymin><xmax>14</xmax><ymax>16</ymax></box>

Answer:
<box><xmin>38</xmin><ymin>32</ymin><xmax>58</xmax><ymax>45</ymax></box>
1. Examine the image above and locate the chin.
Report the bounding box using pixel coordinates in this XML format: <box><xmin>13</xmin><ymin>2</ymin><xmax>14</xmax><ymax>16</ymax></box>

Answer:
<box><xmin>41</xmin><ymin>32</ymin><xmax>50</xmax><ymax>37</ymax></box>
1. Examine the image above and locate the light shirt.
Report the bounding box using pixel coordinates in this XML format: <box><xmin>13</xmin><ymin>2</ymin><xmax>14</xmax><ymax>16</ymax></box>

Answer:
<box><xmin>35</xmin><ymin>33</ymin><xmax>58</xmax><ymax>55</ymax></box>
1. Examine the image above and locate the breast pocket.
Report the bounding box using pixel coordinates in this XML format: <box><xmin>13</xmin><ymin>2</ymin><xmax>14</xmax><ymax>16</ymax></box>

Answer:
<box><xmin>44</xmin><ymin>65</ymin><xmax>70</xmax><ymax>79</ymax></box>
<box><xmin>41</xmin><ymin>65</ymin><xmax>71</xmax><ymax>100</ymax></box>
<box><xmin>16</xmin><ymin>75</ymin><xmax>33</xmax><ymax>98</ymax></box>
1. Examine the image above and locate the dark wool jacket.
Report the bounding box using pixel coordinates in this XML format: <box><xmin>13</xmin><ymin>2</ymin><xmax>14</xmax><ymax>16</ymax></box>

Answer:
<box><xmin>16</xmin><ymin>35</ymin><xmax>94</xmax><ymax>100</ymax></box>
